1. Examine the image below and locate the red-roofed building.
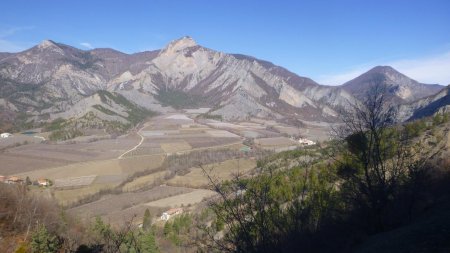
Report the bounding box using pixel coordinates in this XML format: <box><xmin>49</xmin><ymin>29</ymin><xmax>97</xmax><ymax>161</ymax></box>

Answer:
<box><xmin>5</xmin><ymin>176</ymin><xmax>23</xmax><ymax>184</ymax></box>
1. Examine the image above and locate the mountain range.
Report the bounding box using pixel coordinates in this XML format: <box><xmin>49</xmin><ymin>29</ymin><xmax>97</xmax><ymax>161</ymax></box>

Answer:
<box><xmin>0</xmin><ymin>36</ymin><xmax>448</xmax><ymax>132</ymax></box>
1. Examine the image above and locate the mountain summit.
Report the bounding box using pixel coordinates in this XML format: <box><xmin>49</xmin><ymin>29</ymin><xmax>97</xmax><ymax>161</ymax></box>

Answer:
<box><xmin>343</xmin><ymin>66</ymin><xmax>443</xmax><ymax>103</ymax></box>
<box><xmin>37</xmin><ymin>39</ymin><xmax>58</xmax><ymax>49</ymax></box>
<box><xmin>163</xmin><ymin>36</ymin><xmax>198</xmax><ymax>53</ymax></box>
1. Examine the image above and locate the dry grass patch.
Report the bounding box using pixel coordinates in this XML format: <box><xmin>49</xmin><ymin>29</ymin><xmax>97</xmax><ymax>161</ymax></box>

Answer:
<box><xmin>167</xmin><ymin>159</ymin><xmax>256</xmax><ymax>188</ymax></box>
<box><xmin>144</xmin><ymin>189</ymin><xmax>216</xmax><ymax>208</ymax></box>
<box><xmin>17</xmin><ymin>159</ymin><xmax>123</xmax><ymax>180</ymax></box>
<box><xmin>0</xmin><ymin>154</ymin><xmax>70</xmax><ymax>175</ymax></box>
<box><xmin>206</xmin><ymin>130</ymin><xmax>240</xmax><ymax>138</ymax></box>
<box><xmin>119</xmin><ymin>155</ymin><xmax>165</xmax><ymax>174</ymax></box>
<box><xmin>160</xmin><ymin>141</ymin><xmax>192</xmax><ymax>153</ymax></box>
<box><xmin>69</xmin><ymin>186</ymin><xmax>191</xmax><ymax>219</ymax></box>
<box><xmin>255</xmin><ymin>137</ymin><xmax>298</xmax><ymax>147</ymax></box>
<box><xmin>123</xmin><ymin>147</ymin><xmax>164</xmax><ymax>157</ymax></box>
<box><xmin>53</xmin><ymin>184</ymin><xmax>114</xmax><ymax>206</ymax></box>
<box><xmin>103</xmin><ymin>205</ymin><xmax>165</xmax><ymax>227</ymax></box>
<box><xmin>54</xmin><ymin>175</ymin><xmax>97</xmax><ymax>188</ymax></box>
<box><xmin>122</xmin><ymin>170</ymin><xmax>169</xmax><ymax>192</ymax></box>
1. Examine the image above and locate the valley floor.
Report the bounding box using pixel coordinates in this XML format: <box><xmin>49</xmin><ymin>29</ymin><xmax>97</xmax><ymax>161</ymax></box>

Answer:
<box><xmin>0</xmin><ymin>112</ymin><xmax>331</xmax><ymax>226</ymax></box>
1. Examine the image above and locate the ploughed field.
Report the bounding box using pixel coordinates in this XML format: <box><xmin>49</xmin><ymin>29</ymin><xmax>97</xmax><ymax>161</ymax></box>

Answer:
<box><xmin>0</xmin><ymin>112</ymin><xmax>329</xmax><ymax>225</ymax></box>
<box><xmin>0</xmin><ymin>134</ymin><xmax>140</xmax><ymax>174</ymax></box>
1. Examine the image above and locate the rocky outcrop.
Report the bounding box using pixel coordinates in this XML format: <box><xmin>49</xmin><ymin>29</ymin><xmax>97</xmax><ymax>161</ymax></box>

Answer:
<box><xmin>398</xmin><ymin>85</ymin><xmax>450</xmax><ymax>121</ymax></box>
<box><xmin>1</xmin><ymin>37</ymin><xmax>447</xmax><ymax>128</ymax></box>
<box><xmin>0</xmin><ymin>36</ymin><xmax>356</xmax><ymax>123</ymax></box>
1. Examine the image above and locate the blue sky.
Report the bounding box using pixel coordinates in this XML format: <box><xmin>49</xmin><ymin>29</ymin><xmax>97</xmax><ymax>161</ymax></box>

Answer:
<box><xmin>1</xmin><ymin>0</ymin><xmax>449</xmax><ymax>85</ymax></box>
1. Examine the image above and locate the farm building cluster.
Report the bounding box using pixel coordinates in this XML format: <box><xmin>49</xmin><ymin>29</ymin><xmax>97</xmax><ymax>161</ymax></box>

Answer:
<box><xmin>0</xmin><ymin>175</ymin><xmax>51</xmax><ymax>186</ymax></box>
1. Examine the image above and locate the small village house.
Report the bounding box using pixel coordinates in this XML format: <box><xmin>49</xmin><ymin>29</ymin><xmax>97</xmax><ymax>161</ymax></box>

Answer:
<box><xmin>37</xmin><ymin>178</ymin><xmax>51</xmax><ymax>187</ymax></box>
<box><xmin>1</xmin><ymin>133</ymin><xmax>12</xmax><ymax>138</ymax></box>
<box><xmin>160</xmin><ymin>207</ymin><xmax>183</xmax><ymax>221</ymax></box>
<box><xmin>297</xmin><ymin>138</ymin><xmax>316</xmax><ymax>146</ymax></box>
<box><xmin>5</xmin><ymin>176</ymin><xmax>23</xmax><ymax>184</ymax></box>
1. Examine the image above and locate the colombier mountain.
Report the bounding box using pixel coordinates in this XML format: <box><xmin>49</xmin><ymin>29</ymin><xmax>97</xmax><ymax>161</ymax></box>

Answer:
<box><xmin>0</xmin><ymin>36</ymin><xmax>446</xmax><ymax>132</ymax></box>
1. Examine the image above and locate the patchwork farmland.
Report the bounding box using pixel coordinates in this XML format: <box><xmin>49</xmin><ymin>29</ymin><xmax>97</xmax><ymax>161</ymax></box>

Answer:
<box><xmin>0</xmin><ymin>112</ymin><xmax>325</xmax><ymax>226</ymax></box>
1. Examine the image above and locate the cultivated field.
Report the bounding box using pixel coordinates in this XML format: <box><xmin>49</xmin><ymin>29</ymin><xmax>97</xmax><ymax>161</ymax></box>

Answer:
<box><xmin>0</xmin><ymin>135</ymin><xmax>44</xmax><ymax>148</ymax></box>
<box><xmin>16</xmin><ymin>159</ymin><xmax>123</xmax><ymax>180</ymax></box>
<box><xmin>254</xmin><ymin>137</ymin><xmax>299</xmax><ymax>151</ymax></box>
<box><xmin>0</xmin><ymin>134</ymin><xmax>140</xmax><ymax>175</ymax></box>
<box><xmin>16</xmin><ymin>153</ymin><xmax>165</xmax><ymax>206</ymax></box>
<box><xmin>0</xmin><ymin>153</ymin><xmax>70</xmax><ymax>175</ymax></box>
<box><xmin>1</xmin><ymin>112</ymin><xmax>324</xmax><ymax>223</ymax></box>
<box><xmin>54</xmin><ymin>175</ymin><xmax>97</xmax><ymax>188</ymax></box>
<box><xmin>69</xmin><ymin>185</ymin><xmax>192</xmax><ymax>220</ymax></box>
<box><xmin>54</xmin><ymin>184</ymin><xmax>112</xmax><ymax>206</ymax></box>
<box><xmin>167</xmin><ymin>159</ymin><xmax>256</xmax><ymax>188</ymax></box>
<box><xmin>118</xmin><ymin>155</ymin><xmax>165</xmax><ymax>174</ymax></box>
<box><xmin>103</xmin><ymin>205</ymin><xmax>165</xmax><ymax>227</ymax></box>
<box><xmin>160</xmin><ymin>141</ymin><xmax>192</xmax><ymax>153</ymax></box>
<box><xmin>122</xmin><ymin>170</ymin><xmax>169</xmax><ymax>192</ymax></box>
<box><xmin>251</xmin><ymin>118</ymin><xmax>332</xmax><ymax>141</ymax></box>
<box><xmin>144</xmin><ymin>189</ymin><xmax>216</xmax><ymax>208</ymax></box>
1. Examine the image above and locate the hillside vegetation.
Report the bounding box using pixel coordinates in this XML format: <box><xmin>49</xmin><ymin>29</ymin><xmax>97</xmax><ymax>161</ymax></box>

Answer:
<box><xmin>41</xmin><ymin>91</ymin><xmax>157</xmax><ymax>141</ymax></box>
<box><xmin>198</xmin><ymin>87</ymin><xmax>450</xmax><ymax>253</ymax></box>
<box><xmin>1</xmin><ymin>89</ymin><xmax>449</xmax><ymax>253</ymax></box>
<box><xmin>1</xmin><ymin>115</ymin><xmax>448</xmax><ymax>253</ymax></box>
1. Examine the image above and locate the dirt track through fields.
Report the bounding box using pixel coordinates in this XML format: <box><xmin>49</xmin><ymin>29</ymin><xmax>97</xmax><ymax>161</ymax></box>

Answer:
<box><xmin>118</xmin><ymin>126</ymin><xmax>146</xmax><ymax>159</ymax></box>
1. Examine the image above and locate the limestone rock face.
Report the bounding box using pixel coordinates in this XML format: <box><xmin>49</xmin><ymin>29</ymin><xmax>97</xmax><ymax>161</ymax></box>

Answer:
<box><xmin>398</xmin><ymin>85</ymin><xmax>450</xmax><ymax>121</ymax></box>
<box><xmin>0</xmin><ymin>37</ymin><xmax>446</xmax><ymax>127</ymax></box>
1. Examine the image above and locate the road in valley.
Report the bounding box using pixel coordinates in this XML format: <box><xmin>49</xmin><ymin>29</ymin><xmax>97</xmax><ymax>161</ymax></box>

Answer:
<box><xmin>117</xmin><ymin>125</ymin><xmax>146</xmax><ymax>159</ymax></box>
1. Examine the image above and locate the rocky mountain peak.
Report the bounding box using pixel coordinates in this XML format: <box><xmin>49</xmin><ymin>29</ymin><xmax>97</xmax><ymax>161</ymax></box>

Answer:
<box><xmin>343</xmin><ymin>66</ymin><xmax>443</xmax><ymax>102</ymax></box>
<box><xmin>162</xmin><ymin>36</ymin><xmax>197</xmax><ymax>54</ymax></box>
<box><xmin>1</xmin><ymin>38</ymin><xmax>448</xmax><ymax>127</ymax></box>
<box><xmin>367</xmin><ymin>65</ymin><xmax>411</xmax><ymax>83</ymax></box>
<box><xmin>37</xmin><ymin>39</ymin><xmax>58</xmax><ymax>49</ymax></box>
<box><xmin>35</xmin><ymin>39</ymin><xmax>65</xmax><ymax>54</ymax></box>
<box><xmin>369</xmin><ymin>65</ymin><xmax>397</xmax><ymax>73</ymax></box>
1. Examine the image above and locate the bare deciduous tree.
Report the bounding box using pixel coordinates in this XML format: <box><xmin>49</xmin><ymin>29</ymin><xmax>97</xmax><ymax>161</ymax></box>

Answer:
<box><xmin>335</xmin><ymin>84</ymin><xmax>446</xmax><ymax>232</ymax></box>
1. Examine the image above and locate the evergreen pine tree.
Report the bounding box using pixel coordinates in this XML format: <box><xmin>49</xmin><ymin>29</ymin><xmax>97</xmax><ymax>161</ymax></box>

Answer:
<box><xmin>30</xmin><ymin>224</ymin><xmax>60</xmax><ymax>253</ymax></box>
<box><xmin>140</xmin><ymin>231</ymin><xmax>159</xmax><ymax>253</ymax></box>
<box><xmin>143</xmin><ymin>208</ymin><xmax>152</xmax><ymax>230</ymax></box>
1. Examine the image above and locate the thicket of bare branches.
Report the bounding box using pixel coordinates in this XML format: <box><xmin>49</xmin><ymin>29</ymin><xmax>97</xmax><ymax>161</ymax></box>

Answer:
<box><xmin>0</xmin><ymin>184</ymin><xmax>160</xmax><ymax>253</ymax></box>
<box><xmin>0</xmin><ymin>184</ymin><xmax>63</xmax><ymax>252</ymax></box>
<box><xmin>200</xmin><ymin>84</ymin><xmax>450</xmax><ymax>253</ymax></box>
<box><xmin>334</xmin><ymin>84</ymin><xmax>447</xmax><ymax>233</ymax></box>
<box><xmin>197</xmin><ymin>155</ymin><xmax>338</xmax><ymax>253</ymax></box>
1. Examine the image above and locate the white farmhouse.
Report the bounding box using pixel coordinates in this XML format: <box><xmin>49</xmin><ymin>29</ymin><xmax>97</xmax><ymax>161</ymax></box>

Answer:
<box><xmin>37</xmin><ymin>179</ymin><xmax>51</xmax><ymax>187</ymax></box>
<box><xmin>160</xmin><ymin>208</ymin><xmax>183</xmax><ymax>221</ymax></box>
<box><xmin>0</xmin><ymin>133</ymin><xmax>12</xmax><ymax>138</ymax></box>
<box><xmin>298</xmin><ymin>138</ymin><xmax>316</xmax><ymax>146</ymax></box>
